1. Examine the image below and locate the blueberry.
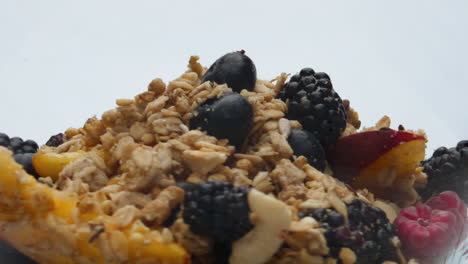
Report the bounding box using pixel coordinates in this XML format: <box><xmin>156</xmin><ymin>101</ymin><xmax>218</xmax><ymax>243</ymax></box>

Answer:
<box><xmin>9</xmin><ymin>137</ymin><xmax>23</xmax><ymax>151</ymax></box>
<box><xmin>13</xmin><ymin>153</ymin><xmax>37</xmax><ymax>177</ymax></box>
<box><xmin>0</xmin><ymin>133</ymin><xmax>10</xmax><ymax>147</ymax></box>
<box><xmin>201</xmin><ymin>51</ymin><xmax>257</xmax><ymax>93</ymax></box>
<box><xmin>287</xmin><ymin>129</ymin><xmax>325</xmax><ymax>171</ymax></box>
<box><xmin>189</xmin><ymin>93</ymin><xmax>253</xmax><ymax>147</ymax></box>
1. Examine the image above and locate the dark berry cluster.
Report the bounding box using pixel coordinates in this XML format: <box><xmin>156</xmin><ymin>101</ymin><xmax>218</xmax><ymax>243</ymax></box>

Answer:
<box><xmin>180</xmin><ymin>181</ymin><xmax>253</xmax><ymax>243</ymax></box>
<box><xmin>278</xmin><ymin>68</ymin><xmax>347</xmax><ymax>150</ymax></box>
<box><xmin>0</xmin><ymin>133</ymin><xmax>38</xmax><ymax>154</ymax></box>
<box><xmin>419</xmin><ymin>140</ymin><xmax>468</xmax><ymax>203</ymax></box>
<box><xmin>299</xmin><ymin>199</ymin><xmax>398</xmax><ymax>263</ymax></box>
<box><xmin>0</xmin><ymin>133</ymin><xmax>38</xmax><ymax>176</ymax></box>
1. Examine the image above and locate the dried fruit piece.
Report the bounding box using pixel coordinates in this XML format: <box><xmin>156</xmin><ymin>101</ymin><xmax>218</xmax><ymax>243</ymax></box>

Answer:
<box><xmin>45</xmin><ymin>133</ymin><xmax>64</xmax><ymax>147</ymax></box>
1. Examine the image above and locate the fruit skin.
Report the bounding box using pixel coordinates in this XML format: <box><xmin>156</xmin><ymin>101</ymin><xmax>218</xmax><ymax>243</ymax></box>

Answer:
<box><xmin>0</xmin><ymin>133</ymin><xmax>9</xmax><ymax>147</ymax></box>
<box><xmin>201</xmin><ymin>50</ymin><xmax>257</xmax><ymax>93</ymax></box>
<box><xmin>299</xmin><ymin>199</ymin><xmax>399</xmax><ymax>263</ymax></box>
<box><xmin>393</xmin><ymin>203</ymin><xmax>460</xmax><ymax>260</ymax></box>
<box><xmin>180</xmin><ymin>181</ymin><xmax>253</xmax><ymax>243</ymax></box>
<box><xmin>327</xmin><ymin>129</ymin><xmax>426</xmax><ymax>195</ymax></box>
<box><xmin>13</xmin><ymin>153</ymin><xmax>38</xmax><ymax>177</ymax></box>
<box><xmin>425</xmin><ymin>191</ymin><xmax>467</xmax><ymax>240</ymax></box>
<box><xmin>189</xmin><ymin>93</ymin><xmax>253</xmax><ymax>147</ymax></box>
<box><xmin>45</xmin><ymin>133</ymin><xmax>64</xmax><ymax>147</ymax></box>
<box><xmin>0</xmin><ymin>133</ymin><xmax>40</xmax><ymax>177</ymax></box>
<box><xmin>287</xmin><ymin>129</ymin><xmax>325</xmax><ymax>171</ymax></box>
<box><xmin>278</xmin><ymin>68</ymin><xmax>347</xmax><ymax>149</ymax></box>
<box><xmin>419</xmin><ymin>140</ymin><xmax>468</xmax><ymax>203</ymax></box>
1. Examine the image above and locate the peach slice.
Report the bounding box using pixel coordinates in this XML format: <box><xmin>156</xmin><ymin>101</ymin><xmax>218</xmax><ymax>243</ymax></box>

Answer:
<box><xmin>32</xmin><ymin>150</ymin><xmax>87</xmax><ymax>181</ymax></box>
<box><xmin>328</xmin><ymin>129</ymin><xmax>426</xmax><ymax>197</ymax></box>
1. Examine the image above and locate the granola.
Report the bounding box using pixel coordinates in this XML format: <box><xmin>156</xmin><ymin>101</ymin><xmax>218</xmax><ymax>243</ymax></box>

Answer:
<box><xmin>0</xmin><ymin>52</ymin><xmax>440</xmax><ymax>264</ymax></box>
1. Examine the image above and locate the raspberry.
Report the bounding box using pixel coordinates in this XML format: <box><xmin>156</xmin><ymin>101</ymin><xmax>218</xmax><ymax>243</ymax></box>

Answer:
<box><xmin>394</xmin><ymin>204</ymin><xmax>459</xmax><ymax>259</ymax></box>
<box><xmin>180</xmin><ymin>181</ymin><xmax>253</xmax><ymax>243</ymax></box>
<box><xmin>426</xmin><ymin>191</ymin><xmax>467</xmax><ymax>243</ymax></box>
<box><xmin>419</xmin><ymin>140</ymin><xmax>468</xmax><ymax>203</ymax></box>
<box><xmin>278</xmin><ymin>69</ymin><xmax>347</xmax><ymax>149</ymax></box>
<box><xmin>300</xmin><ymin>199</ymin><xmax>399</xmax><ymax>263</ymax></box>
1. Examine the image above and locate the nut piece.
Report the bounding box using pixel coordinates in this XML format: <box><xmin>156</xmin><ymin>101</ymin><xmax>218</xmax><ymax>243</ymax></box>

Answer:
<box><xmin>182</xmin><ymin>150</ymin><xmax>227</xmax><ymax>175</ymax></box>
<box><xmin>230</xmin><ymin>189</ymin><xmax>291</xmax><ymax>264</ymax></box>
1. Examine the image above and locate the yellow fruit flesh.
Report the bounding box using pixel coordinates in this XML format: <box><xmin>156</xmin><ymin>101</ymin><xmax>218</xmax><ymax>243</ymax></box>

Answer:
<box><xmin>352</xmin><ymin>139</ymin><xmax>426</xmax><ymax>196</ymax></box>
<box><xmin>32</xmin><ymin>150</ymin><xmax>87</xmax><ymax>181</ymax></box>
<box><xmin>0</xmin><ymin>147</ymin><xmax>190</xmax><ymax>264</ymax></box>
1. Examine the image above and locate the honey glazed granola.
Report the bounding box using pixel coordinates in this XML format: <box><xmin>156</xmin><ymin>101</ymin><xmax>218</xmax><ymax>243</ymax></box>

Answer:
<box><xmin>0</xmin><ymin>51</ymin><xmax>466</xmax><ymax>264</ymax></box>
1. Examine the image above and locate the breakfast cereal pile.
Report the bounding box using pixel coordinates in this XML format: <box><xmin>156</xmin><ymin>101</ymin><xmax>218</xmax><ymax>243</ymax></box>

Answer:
<box><xmin>0</xmin><ymin>51</ymin><xmax>466</xmax><ymax>264</ymax></box>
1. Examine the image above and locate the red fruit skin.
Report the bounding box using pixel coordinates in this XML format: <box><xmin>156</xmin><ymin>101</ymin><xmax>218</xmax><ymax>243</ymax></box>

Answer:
<box><xmin>426</xmin><ymin>191</ymin><xmax>468</xmax><ymax>244</ymax></box>
<box><xmin>327</xmin><ymin>129</ymin><xmax>425</xmax><ymax>183</ymax></box>
<box><xmin>394</xmin><ymin>204</ymin><xmax>459</xmax><ymax>259</ymax></box>
<box><xmin>426</xmin><ymin>191</ymin><xmax>467</xmax><ymax>220</ymax></box>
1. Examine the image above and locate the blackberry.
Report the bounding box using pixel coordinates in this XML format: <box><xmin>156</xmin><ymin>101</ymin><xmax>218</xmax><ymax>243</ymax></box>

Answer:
<box><xmin>201</xmin><ymin>50</ymin><xmax>257</xmax><ymax>93</ymax></box>
<box><xmin>279</xmin><ymin>68</ymin><xmax>347</xmax><ymax>149</ymax></box>
<box><xmin>300</xmin><ymin>199</ymin><xmax>399</xmax><ymax>263</ymax></box>
<box><xmin>0</xmin><ymin>133</ymin><xmax>38</xmax><ymax>154</ymax></box>
<box><xmin>189</xmin><ymin>93</ymin><xmax>253</xmax><ymax>147</ymax></box>
<box><xmin>287</xmin><ymin>129</ymin><xmax>326</xmax><ymax>171</ymax></box>
<box><xmin>418</xmin><ymin>141</ymin><xmax>468</xmax><ymax>203</ymax></box>
<box><xmin>180</xmin><ymin>181</ymin><xmax>253</xmax><ymax>243</ymax></box>
<box><xmin>46</xmin><ymin>133</ymin><xmax>64</xmax><ymax>147</ymax></box>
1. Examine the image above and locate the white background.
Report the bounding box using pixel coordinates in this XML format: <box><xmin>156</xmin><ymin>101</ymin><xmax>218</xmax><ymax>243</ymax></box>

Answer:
<box><xmin>1</xmin><ymin>0</ymin><xmax>468</xmax><ymax>156</ymax></box>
